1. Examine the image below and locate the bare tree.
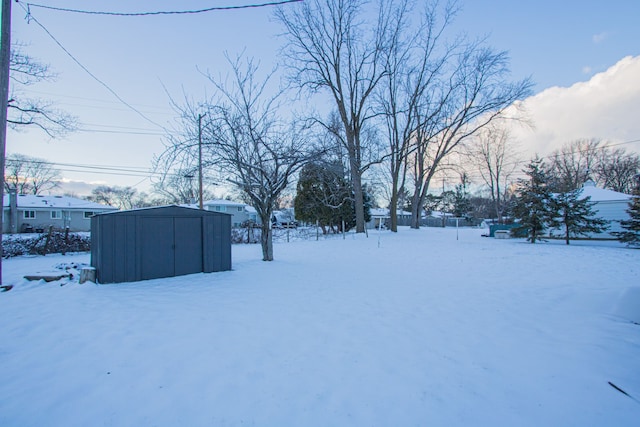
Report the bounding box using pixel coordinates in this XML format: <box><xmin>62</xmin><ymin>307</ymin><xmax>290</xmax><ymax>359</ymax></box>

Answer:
<box><xmin>595</xmin><ymin>147</ymin><xmax>639</xmax><ymax>194</ymax></box>
<box><xmin>467</xmin><ymin>123</ymin><xmax>520</xmax><ymax>222</ymax></box>
<box><xmin>151</xmin><ymin>151</ymin><xmax>217</xmax><ymax>204</ymax></box>
<box><xmin>546</xmin><ymin>138</ymin><xmax>601</xmax><ymax>192</ymax></box>
<box><xmin>406</xmin><ymin>42</ymin><xmax>532</xmax><ymax>228</ymax></box>
<box><xmin>87</xmin><ymin>185</ymin><xmax>138</xmax><ymax>210</ymax></box>
<box><xmin>4</xmin><ymin>153</ymin><xmax>61</xmax><ymax>194</ymax></box>
<box><xmin>276</xmin><ymin>0</ymin><xmax>404</xmax><ymax>233</ymax></box>
<box><xmin>162</xmin><ymin>55</ymin><xmax>319</xmax><ymax>261</ymax></box>
<box><xmin>8</xmin><ymin>43</ymin><xmax>76</xmax><ymax>138</ymax></box>
<box><xmin>378</xmin><ymin>1</ymin><xmax>457</xmax><ymax>231</ymax></box>
<box><xmin>206</xmin><ymin>56</ymin><xmax>319</xmax><ymax>260</ymax></box>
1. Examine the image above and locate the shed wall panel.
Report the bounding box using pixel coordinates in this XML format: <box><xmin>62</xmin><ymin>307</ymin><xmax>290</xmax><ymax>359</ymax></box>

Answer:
<box><xmin>175</xmin><ymin>217</ymin><xmax>204</xmax><ymax>276</ymax></box>
<box><xmin>140</xmin><ymin>217</ymin><xmax>175</xmax><ymax>280</ymax></box>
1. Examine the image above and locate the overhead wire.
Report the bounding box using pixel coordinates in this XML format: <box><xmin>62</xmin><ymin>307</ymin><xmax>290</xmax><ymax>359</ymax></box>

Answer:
<box><xmin>5</xmin><ymin>157</ymin><xmax>207</xmax><ymax>183</ymax></box>
<box><xmin>21</xmin><ymin>1</ymin><xmax>303</xmax><ymax>17</ymax></box>
<box><xmin>17</xmin><ymin>1</ymin><xmax>168</xmax><ymax>131</ymax></box>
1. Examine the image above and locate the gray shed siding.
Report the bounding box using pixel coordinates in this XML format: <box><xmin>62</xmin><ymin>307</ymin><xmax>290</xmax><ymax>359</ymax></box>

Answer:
<box><xmin>91</xmin><ymin>206</ymin><xmax>231</xmax><ymax>283</ymax></box>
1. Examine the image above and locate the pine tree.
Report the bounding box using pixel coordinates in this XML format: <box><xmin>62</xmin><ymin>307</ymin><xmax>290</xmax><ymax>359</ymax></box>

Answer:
<box><xmin>512</xmin><ymin>158</ymin><xmax>556</xmax><ymax>243</ymax></box>
<box><xmin>550</xmin><ymin>189</ymin><xmax>609</xmax><ymax>245</ymax></box>
<box><xmin>614</xmin><ymin>181</ymin><xmax>640</xmax><ymax>247</ymax></box>
<box><xmin>453</xmin><ymin>183</ymin><xmax>473</xmax><ymax>220</ymax></box>
<box><xmin>294</xmin><ymin>161</ymin><xmax>350</xmax><ymax>231</ymax></box>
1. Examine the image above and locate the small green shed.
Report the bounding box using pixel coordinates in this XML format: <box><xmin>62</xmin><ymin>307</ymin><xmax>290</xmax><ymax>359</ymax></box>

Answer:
<box><xmin>91</xmin><ymin>206</ymin><xmax>231</xmax><ymax>284</ymax></box>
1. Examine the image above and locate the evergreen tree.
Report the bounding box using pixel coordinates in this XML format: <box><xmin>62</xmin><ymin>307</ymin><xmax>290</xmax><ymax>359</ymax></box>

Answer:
<box><xmin>295</xmin><ymin>161</ymin><xmax>349</xmax><ymax>231</ymax></box>
<box><xmin>512</xmin><ymin>158</ymin><xmax>556</xmax><ymax>243</ymax></box>
<box><xmin>453</xmin><ymin>183</ymin><xmax>473</xmax><ymax>220</ymax></box>
<box><xmin>614</xmin><ymin>179</ymin><xmax>640</xmax><ymax>247</ymax></box>
<box><xmin>550</xmin><ymin>189</ymin><xmax>608</xmax><ymax>245</ymax></box>
<box><xmin>294</xmin><ymin>161</ymin><xmax>371</xmax><ymax>233</ymax></box>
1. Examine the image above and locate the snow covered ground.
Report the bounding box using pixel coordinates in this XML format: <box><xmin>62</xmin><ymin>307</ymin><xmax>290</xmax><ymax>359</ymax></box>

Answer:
<box><xmin>1</xmin><ymin>227</ymin><xmax>639</xmax><ymax>426</ymax></box>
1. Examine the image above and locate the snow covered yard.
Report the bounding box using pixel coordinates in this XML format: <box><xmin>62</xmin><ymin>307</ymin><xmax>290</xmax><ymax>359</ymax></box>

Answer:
<box><xmin>0</xmin><ymin>227</ymin><xmax>639</xmax><ymax>426</ymax></box>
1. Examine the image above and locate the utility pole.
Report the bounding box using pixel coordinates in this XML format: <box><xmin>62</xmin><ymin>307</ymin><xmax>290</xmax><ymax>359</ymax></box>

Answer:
<box><xmin>0</xmin><ymin>0</ymin><xmax>13</xmax><ymax>286</ymax></box>
<box><xmin>197</xmin><ymin>113</ymin><xmax>206</xmax><ymax>210</ymax></box>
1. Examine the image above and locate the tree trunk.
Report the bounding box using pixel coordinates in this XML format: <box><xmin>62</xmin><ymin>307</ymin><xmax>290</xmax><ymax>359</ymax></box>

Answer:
<box><xmin>410</xmin><ymin>191</ymin><xmax>421</xmax><ymax>229</ymax></box>
<box><xmin>389</xmin><ymin>174</ymin><xmax>399</xmax><ymax>232</ymax></box>
<box><xmin>351</xmin><ymin>164</ymin><xmax>365</xmax><ymax>233</ymax></box>
<box><xmin>260</xmin><ymin>212</ymin><xmax>274</xmax><ymax>261</ymax></box>
<box><xmin>261</xmin><ymin>224</ymin><xmax>274</xmax><ymax>261</ymax></box>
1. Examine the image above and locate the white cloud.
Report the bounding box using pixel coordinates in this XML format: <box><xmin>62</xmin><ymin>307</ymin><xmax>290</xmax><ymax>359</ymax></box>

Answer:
<box><xmin>507</xmin><ymin>55</ymin><xmax>640</xmax><ymax>159</ymax></box>
<box><xmin>53</xmin><ymin>179</ymin><xmax>107</xmax><ymax>197</ymax></box>
<box><xmin>592</xmin><ymin>32</ymin><xmax>608</xmax><ymax>44</ymax></box>
<box><xmin>581</xmin><ymin>66</ymin><xmax>592</xmax><ymax>74</ymax></box>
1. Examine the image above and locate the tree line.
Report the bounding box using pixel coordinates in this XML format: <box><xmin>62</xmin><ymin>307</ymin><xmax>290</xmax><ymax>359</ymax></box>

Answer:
<box><xmin>6</xmin><ymin>0</ymin><xmax>640</xmax><ymax>260</ymax></box>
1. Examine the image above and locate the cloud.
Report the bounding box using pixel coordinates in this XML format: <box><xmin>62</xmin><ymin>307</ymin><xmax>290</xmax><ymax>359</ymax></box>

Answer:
<box><xmin>52</xmin><ymin>179</ymin><xmax>107</xmax><ymax>197</ymax></box>
<box><xmin>507</xmin><ymin>55</ymin><xmax>640</xmax><ymax>158</ymax></box>
<box><xmin>581</xmin><ymin>66</ymin><xmax>592</xmax><ymax>74</ymax></box>
<box><xmin>592</xmin><ymin>32</ymin><xmax>608</xmax><ymax>44</ymax></box>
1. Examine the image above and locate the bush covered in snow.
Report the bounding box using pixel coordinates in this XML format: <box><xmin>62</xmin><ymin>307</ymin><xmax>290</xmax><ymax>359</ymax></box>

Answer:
<box><xmin>2</xmin><ymin>231</ymin><xmax>91</xmax><ymax>258</ymax></box>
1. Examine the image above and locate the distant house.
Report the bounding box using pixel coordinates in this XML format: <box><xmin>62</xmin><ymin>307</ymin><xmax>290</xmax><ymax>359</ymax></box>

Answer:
<box><xmin>366</xmin><ymin>208</ymin><xmax>412</xmax><ymax>229</ymax></box>
<box><xmin>183</xmin><ymin>199</ymin><xmax>259</xmax><ymax>227</ymax></box>
<box><xmin>2</xmin><ymin>192</ymin><xmax>118</xmax><ymax>234</ymax></box>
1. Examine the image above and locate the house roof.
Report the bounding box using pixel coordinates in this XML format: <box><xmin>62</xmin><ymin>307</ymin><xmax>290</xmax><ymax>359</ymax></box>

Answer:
<box><xmin>579</xmin><ymin>181</ymin><xmax>632</xmax><ymax>202</ymax></box>
<box><xmin>370</xmin><ymin>208</ymin><xmax>411</xmax><ymax>217</ymax></box>
<box><xmin>3</xmin><ymin>194</ymin><xmax>118</xmax><ymax>211</ymax></box>
<box><xmin>203</xmin><ymin>199</ymin><xmax>245</xmax><ymax>207</ymax></box>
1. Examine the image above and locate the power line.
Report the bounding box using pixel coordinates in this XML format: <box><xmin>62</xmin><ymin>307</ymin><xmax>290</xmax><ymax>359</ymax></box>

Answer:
<box><xmin>17</xmin><ymin>2</ymin><xmax>168</xmax><ymax>131</ymax></box>
<box><xmin>5</xmin><ymin>156</ymin><xmax>217</xmax><ymax>182</ymax></box>
<box><xmin>21</xmin><ymin>1</ymin><xmax>303</xmax><ymax>17</ymax></box>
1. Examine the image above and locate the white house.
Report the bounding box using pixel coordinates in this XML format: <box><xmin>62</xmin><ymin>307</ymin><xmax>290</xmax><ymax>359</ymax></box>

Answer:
<box><xmin>579</xmin><ymin>181</ymin><xmax>633</xmax><ymax>238</ymax></box>
<box><xmin>550</xmin><ymin>181</ymin><xmax>632</xmax><ymax>239</ymax></box>
<box><xmin>2</xmin><ymin>192</ymin><xmax>118</xmax><ymax>233</ymax></box>
<box><xmin>366</xmin><ymin>208</ymin><xmax>412</xmax><ymax>229</ymax></box>
<box><xmin>202</xmin><ymin>199</ymin><xmax>259</xmax><ymax>227</ymax></box>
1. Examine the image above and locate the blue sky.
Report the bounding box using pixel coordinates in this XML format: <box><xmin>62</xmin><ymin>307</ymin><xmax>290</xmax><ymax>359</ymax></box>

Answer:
<box><xmin>5</xmin><ymin>0</ymin><xmax>640</xmax><ymax>195</ymax></box>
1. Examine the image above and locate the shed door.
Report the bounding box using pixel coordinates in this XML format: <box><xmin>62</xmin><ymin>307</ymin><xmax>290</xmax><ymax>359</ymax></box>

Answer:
<box><xmin>174</xmin><ymin>217</ymin><xmax>203</xmax><ymax>276</ymax></box>
<box><xmin>140</xmin><ymin>217</ymin><xmax>175</xmax><ymax>280</ymax></box>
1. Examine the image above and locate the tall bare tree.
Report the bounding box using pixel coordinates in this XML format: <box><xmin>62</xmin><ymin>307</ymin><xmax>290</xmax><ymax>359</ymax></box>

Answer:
<box><xmin>4</xmin><ymin>153</ymin><xmax>61</xmax><ymax>194</ymax></box>
<box><xmin>378</xmin><ymin>1</ymin><xmax>458</xmax><ymax>231</ymax></box>
<box><xmin>276</xmin><ymin>0</ymin><xmax>404</xmax><ymax>233</ymax></box>
<box><xmin>467</xmin><ymin>123</ymin><xmax>520</xmax><ymax>222</ymax></box>
<box><xmin>406</xmin><ymin>43</ymin><xmax>531</xmax><ymax>228</ymax></box>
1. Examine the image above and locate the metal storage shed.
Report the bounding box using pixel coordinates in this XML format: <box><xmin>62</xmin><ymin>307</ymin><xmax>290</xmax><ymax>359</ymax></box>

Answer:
<box><xmin>91</xmin><ymin>205</ymin><xmax>231</xmax><ymax>284</ymax></box>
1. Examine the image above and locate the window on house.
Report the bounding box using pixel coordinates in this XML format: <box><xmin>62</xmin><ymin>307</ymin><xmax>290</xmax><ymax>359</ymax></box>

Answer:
<box><xmin>51</xmin><ymin>211</ymin><xmax>62</xmax><ymax>219</ymax></box>
<box><xmin>84</xmin><ymin>211</ymin><xmax>96</xmax><ymax>219</ymax></box>
<box><xmin>23</xmin><ymin>210</ymin><xmax>36</xmax><ymax>219</ymax></box>
<box><xmin>238</xmin><ymin>207</ymin><xmax>243</xmax><ymax>212</ymax></box>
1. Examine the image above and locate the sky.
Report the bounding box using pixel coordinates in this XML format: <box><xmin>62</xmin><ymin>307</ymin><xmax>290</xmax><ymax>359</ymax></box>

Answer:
<box><xmin>4</xmin><ymin>0</ymin><xmax>640</xmax><ymax>196</ymax></box>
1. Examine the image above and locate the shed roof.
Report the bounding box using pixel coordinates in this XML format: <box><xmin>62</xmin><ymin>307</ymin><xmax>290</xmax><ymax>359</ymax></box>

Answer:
<box><xmin>94</xmin><ymin>205</ymin><xmax>231</xmax><ymax>217</ymax></box>
<box><xmin>3</xmin><ymin>194</ymin><xmax>118</xmax><ymax>211</ymax></box>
